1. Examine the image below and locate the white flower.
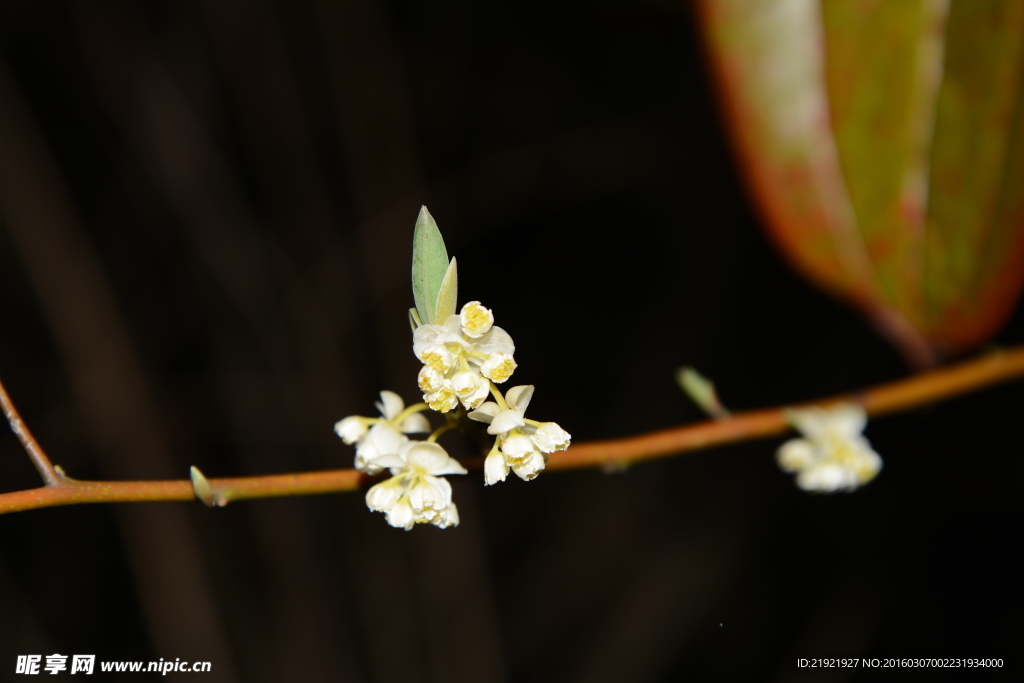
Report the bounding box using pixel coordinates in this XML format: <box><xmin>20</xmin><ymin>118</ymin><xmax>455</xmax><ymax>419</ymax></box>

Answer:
<box><xmin>417</xmin><ymin>365</ymin><xmax>446</xmax><ymax>393</ymax></box>
<box><xmin>776</xmin><ymin>403</ymin><xmax>882</xmax><ymax>493</ymax></box>
<box><xmin>460</xmin><ymin>301</ymin><xmax>494</xmax><ymax>338</ymax></box>
<box><xmin>412</xmin><ymin>303</ymin><xmax>517</xmax><ymax>411</ymax></box>
<box><xmin>510</xmin><ymin>450</ymin><xmax>546</xmax><ymax>481</ymax></box>
<box><xmin>533</xmin><ymin>422</ymin><xmax>572</xmax><ymax>452</ymax></box>
<box><xmin>365</xmin><ymin>441</ymin><xmax>467</xmax><ymax>529</ymax></box>
<box><xmin>469</xmin><ymin>385</ymin><xmax>570</xmax><ymax>485</ymax></box>
<box><xmin>480</xmin><ymin>353</ymin><xmax>517</xmax><ymax>383</ymax></box>
<box><xmin>334</xmin><ymin>391</ymin><xmax>431</xmax><ymax>474</ymax></box>
<box><xmin>451</xmin><ymin>370</ymin><xmax>490</xmax><ymax>410</ymax></box>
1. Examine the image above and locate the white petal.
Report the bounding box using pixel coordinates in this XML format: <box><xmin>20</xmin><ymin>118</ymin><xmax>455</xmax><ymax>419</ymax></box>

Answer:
<box><xmin>504</xmin><ymin>385</ymin><xmax>534</xmax><ymax>412</ymax></box>
<box><xmin>376</xmin><ymin>391</ymin><xmax>405</xmax><ymax>420</ymax></box>
<box><xmin>402</xmin><ymin>441</ymin><xmax>452</xmax><ymax>473</ymax></box>
<box><xmin>385</xmin><ymin>499</ymin><xmax>415</xmax><ymax>529</ymax></box>
<box><xmin>407</xmin><ymin>475</ymin><xmax>452</xmax><ymax>511</ymax></box>
<box><xmin>797</xmin><ymin>463</ymin><xmax>856</xmax><ymax>493</ymax></box>
<box><xmin>776</xmin><ymin>438</ymin><xmax>815</xmax><ymax>472</ymax></box>
<box><xmin>484</xmin><ymin>451</ymin><xmax>509</xmax><ymax>485</ymax></box>
<box><xmin>366</xmin><ymin>423</ymin><xmax>403</xmax><ymax>458</ymax></box>
<box><xmin>368</xmin><ymin>453</ymin><xmax>406</xmax><ymax>469</ymax></box>
<box><xmin>354</xmin><ymin>437</ymin><xmax>379</xmax><ymax>462</ymax></box>
<box><xmin>511</xmin><ymin>450</ymin><xmax>546</xmax><ymax>481</ymax></box>
<box><xmin>334</xmin><ymin>416</ymin><xmax>367</xmax><ymax>444</ymax></box>
<box><xmin>489</xmin><ymin>409</ymin><xmax>526</xmax><ymax>435</ymax></box>
<box><xmin>400</xmin><ymin>412</ymin><xmax>431</xmax><ymax>434</ymax></box>
<box><xmin>401</xmin><ymin>440</ymin><xmax>467</xmax><ymax>475</ymax></box>
<box><xmin>436</xmin><ymin>458</ymin><xmax>468</xmax><ymax>476</ymax></box>
<box><xmin>354</xmin><ymin>453</ymin><xmax>383</xmax><ymax>475</ymax></box>
<box><xmin>468</xmin><ymin>402</ymin><xmax>500</xmax><ymax>424</ymax></box>
<box><xmin>412</xmin><ymin>324</ymin><xmax>446</xmax><ymax>360</ymax></box>
<box><xmin>500</xmin><ymin>434</ymin><xmax>535</xmax><ymax>459</ymax></box>
<box><xmin>441</xmin><ymin>314</ymin><xmax>464</xmax><ymax>335</ymax></box>
<box><xmin>472</xmin><ymin>325</ymin><xmax>515</xmax><ymax>356</ymax></box>
<box><xmin>366</xmin><ymin>479</ymin><xmax>401</xmax><ymax>512</ymax></box>
<box><xmin>434</xmin><ymin>504</ymin><xmax>460</xmax><ymax>528</ymax></box>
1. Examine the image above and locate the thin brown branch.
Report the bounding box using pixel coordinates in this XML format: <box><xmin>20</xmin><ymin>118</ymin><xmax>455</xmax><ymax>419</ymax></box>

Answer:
<box><xmin>554</xmin><ymin>344</ymin><xmax>1024</xmax><ymax>470</ymax></box>
<box><xmin>0</xmin><ymin>375</ymin><xmax>62</xmax><ymax>486</ymax></box>
<box><xmin>3</xmin><ymin>344</ymin><xmax>1024</xmax><ymax>515</ymax></box>
<box><xmin>0</xmin><ymin>470</ymin><xmax>369</xmax><ymax>515</ymax></box>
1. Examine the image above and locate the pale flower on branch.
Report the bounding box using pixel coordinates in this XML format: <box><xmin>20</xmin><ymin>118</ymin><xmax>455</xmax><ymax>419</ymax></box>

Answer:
<box><xmin>469</xmin><ymin>385</ymin><xmax>571</xmax><ymax>485</ymax></box>
<box><xmin>365</xmin><ymin>441</ymin><xmax>467</xmax><ymax>529</ymax></box>
<box><xmin>413</xmin><ymin>302</ymin><xmax>517</xmax><ymax>411</ymax></box>
<box><xmin>776</xmin><ymin>403</ymin><xmax>882</xmax><ymax>493</ymax></box>
<box><xmin>334</xmin><ymin>391</ymin><xmax>431</xmax><ymax>474</ymax></box>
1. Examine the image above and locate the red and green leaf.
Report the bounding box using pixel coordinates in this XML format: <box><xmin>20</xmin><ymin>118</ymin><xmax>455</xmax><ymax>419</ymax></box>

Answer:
<box><xmin>698</xmin><ymin>0</ymin><xmax>1024</xmax><ymax>366</ymax></box>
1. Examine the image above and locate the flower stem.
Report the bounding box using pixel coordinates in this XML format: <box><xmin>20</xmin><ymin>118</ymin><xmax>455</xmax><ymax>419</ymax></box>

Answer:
<box><xmin>427</xmin><ymin>424</ymin><xmax>454</xmax><ymax>443</ymax></box>
<box><xmin>488</xmin><ymin>381</ymin><xmax>508</xmax><ymax>410</ymax></box>
<box><xmin>394</xmin><ymin>402</ymin><xmax>430</xmax><ymax>426</ymax></box>
<box><xmin>3</xmin><ymin>345</ymin><xmax>1024</xmax><ymax>514</ymax></box>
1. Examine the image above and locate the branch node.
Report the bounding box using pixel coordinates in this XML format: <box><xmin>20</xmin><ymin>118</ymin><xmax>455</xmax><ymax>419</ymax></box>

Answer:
<box><xmin>600</xmin><ymin>460</ymin><xmax>630</xmax><ymax>474</ymax></box>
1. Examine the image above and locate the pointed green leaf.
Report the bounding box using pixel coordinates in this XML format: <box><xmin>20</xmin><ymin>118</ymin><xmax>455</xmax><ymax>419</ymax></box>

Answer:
<box><xmin>411</xmin><ymin>206</ymin><xmax>449</xmax><ymax>325</ymax></box>
<box><xmin>408</xmin><ymin>307</ymin><xmax>422</xmax><ymax>333</ymax></box>
<box><xmin>434</xmin><ymin>257</ymin><xmax>458</xmax><ymax>324</ymax></box>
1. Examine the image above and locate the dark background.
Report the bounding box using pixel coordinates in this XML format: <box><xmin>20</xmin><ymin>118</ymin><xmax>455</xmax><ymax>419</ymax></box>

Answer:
<box><xmin>0</xmin><ymin>1</ymin><xmax>1019</xmax><ymax>681</ymax></box>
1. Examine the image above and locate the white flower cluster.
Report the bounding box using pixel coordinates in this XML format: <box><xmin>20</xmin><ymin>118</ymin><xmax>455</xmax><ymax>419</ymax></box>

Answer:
<box><xmin>364</xmin><ymin>441</ymin><xmax>466</xmax><ymax>530</ymax></box>
<box><xmin>413</xmin><ymin>302</ymin><xmax>517</xmax><ymax>411</ymax></box>
<box><xmin>337</xmin><ymin>290</ymin><xmax>568</xmax><ymax>528</ymax></box>
<box><xmin>336</xmin><ymin>391</ymin><xmax>467</xmax><ymax>529</ymax></box>
<box><xmin>776</xmin><ymin>403</ymin><xmax>882</xmax><ymax>493</ymax></box>
<box><xmin>469</xmin><ymin>385</ymin><xmax>570</xmax><ymax>485</ymax></box>
<box><xmin>334</xmin><ymin>391</ymin><xmax>430</xmax><ymax>474</ymax></box>
<box><xmin>414</xmin><ymin>300</ymin><xmax>570</xmax><ymax>486</ymax></box>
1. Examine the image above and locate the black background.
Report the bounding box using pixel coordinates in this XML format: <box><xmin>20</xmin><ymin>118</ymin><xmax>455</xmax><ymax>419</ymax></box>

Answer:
<box><xmin>0</xmin><ymin>1</ymin><xmax>1019</xmax><ymax>681</ymax></box>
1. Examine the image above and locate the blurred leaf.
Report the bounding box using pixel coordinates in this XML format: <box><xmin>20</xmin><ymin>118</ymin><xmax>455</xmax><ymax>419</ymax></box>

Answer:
<box><xmin>698</xmin><ymin>0</ymin><xmax>1024</xmax><ymax>366</ymax></box>
<box><xmin>412</xmin><ymin>206</ymin><xmax>449</xmax><ymax>325</ymax></box>
<box><xmin>434</xmin><ymin>256</ymin><xmax>459</xmax><ymax>323</ymax></box>
<box><xmin>190</xmin><ymin>466</ymin><xmax>215</xmax><ymax>508</ymax></box>
<box><xmin>676</xmin><ymin>367</ymin><xmax>730</xmax><ymax>418</ymax></box>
